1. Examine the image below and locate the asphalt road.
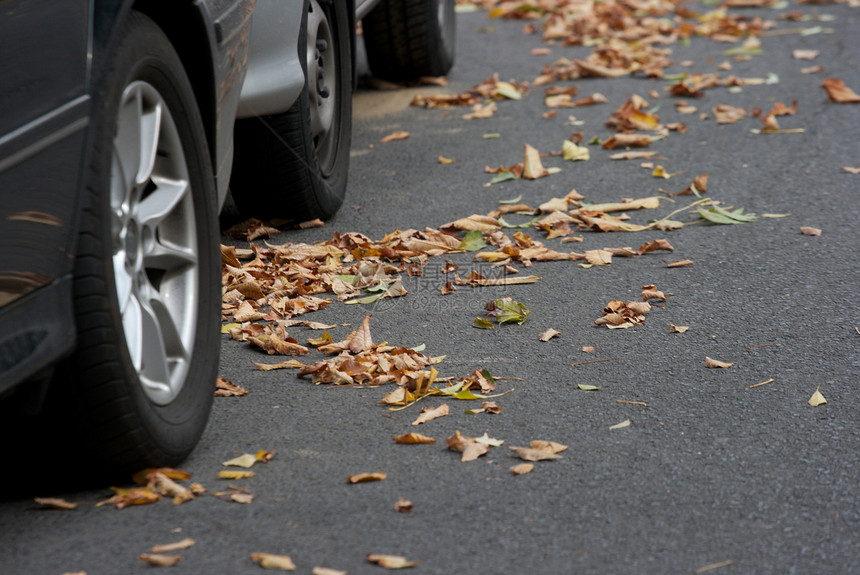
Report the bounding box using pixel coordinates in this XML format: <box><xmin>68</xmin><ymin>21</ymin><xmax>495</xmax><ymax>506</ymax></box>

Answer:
<box><xmin>2</xmin><ymin>3</ymin><xmax>859</xmax><ymax>574</ymax></box>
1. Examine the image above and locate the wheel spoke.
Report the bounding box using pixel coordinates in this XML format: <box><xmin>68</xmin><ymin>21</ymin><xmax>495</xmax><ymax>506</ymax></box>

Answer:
<box><xmin>120</xmin><ymin>287</ymin><xmax>144</xmax><ymax>372</ymax></box>
<box><xmin>137</xmin><ymin>291</ymin><xmax>174</xmax><ymax>395</ymax></box>
<box><xmin>137</xmin><ymin>176</ymin><xmax>198</xmax><ymax>271</ymax></box>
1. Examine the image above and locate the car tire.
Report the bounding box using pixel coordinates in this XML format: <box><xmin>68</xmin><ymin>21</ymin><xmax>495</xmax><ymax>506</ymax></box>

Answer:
<box><xmin>69</xmin><ymin>11</ymin><xmax>220</xmax><ymax>471</ymax></box>
<box><xmin>362</xmin><ymin>0</ymin><xmax>456</xmax><ymax>82</ymax></box>
<box><xmin>230</xmin><ymin>0</ymin><xmax>352</xmax><ymax>222</ymax></box>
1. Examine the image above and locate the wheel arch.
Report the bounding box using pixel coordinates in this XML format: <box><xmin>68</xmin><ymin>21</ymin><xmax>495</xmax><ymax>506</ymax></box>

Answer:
<box><xmin>129</xmin><ymin>0</ymin><xmax>218</xmax><ymax>170</ymax></box>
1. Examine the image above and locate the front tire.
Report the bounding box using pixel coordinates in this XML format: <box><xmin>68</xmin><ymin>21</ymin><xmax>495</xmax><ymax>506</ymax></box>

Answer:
<box><xmin>71</xmin><ymin>11</ymin><xmax>220</xmax><ymax>470</ymax></box>
<box><xmin>230</xmin><ymin>0</ymin><xmax>352</xmax><ymax>222</ymax></box>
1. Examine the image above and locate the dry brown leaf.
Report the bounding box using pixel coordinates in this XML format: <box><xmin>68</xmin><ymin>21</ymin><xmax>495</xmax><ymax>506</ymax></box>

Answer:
<box><xmin>821</xmin><ymin>78</ymin><xmax>860</xmax><ymax>103</ymax></box>
<box><xmin>808</xmin><ymin>388</ymin><xmax>827</xmax><ymax>407</ymax></box>
<box><xmin>411</xmin><ymin>403</ymin><xmax>449</xmax><ymax>426</ymax></box>
<box><xmin>667</xmin><ymin>259</ymin><xmax>693</xmax><ymax>268</ymax></box>
<box><xmin>215</xmin><ymin>377</ymin><xmax>248</xmax><ymax>396</ymax></box>
<box><xmin>609</xmin><ymin>150</ymin><xmax>659</xmax><ymax>160</ymax></box>
<box><xmin>601</xmin><ymin>133</ymin><xmax>655</xmax><ymax>149</ymax></box>
<box><xmin>539</xmin><ymin>328</ymin><xmax>561</xmax><ymax>342</ymax></box>
<box><xmin>530</xmin><ymin>440</ymin><xmax>568</xmax><ymax>454</ymax></box>
<box><xmin>842</xmin><ymin>166</ymin><xmax>860</xmax><ymax>174</ymax></box>
<box><xmin>792</xmin><ymin>49</ymin><xmax>819</xmax><ymax>60</ymax></box>
<box><xmin>509</xmin><ymin>446</ymin><xmax>563</xmax><ymax>462</ymax></box>
<box><xmin>705</xmin><ymin>356</ymin><xmax>734</xmax><ymax>368</ymax></box>
<box><xmin>231</xmin><ymin>492</ymin><xmax>254</xmax><ymax>504</ymax></box>
<box><xmin>250</xmin><ymin>553</ymin><xmax>297</xmax><ymax>571</ymax></box>
<box><xmin>147</xmin><ymin>472</ymin><xmax>194</xmax><ymax>505</ymax></box>
<box><xmin>394</xmin><ymin>498</ymin><xmax>413</xmax><ymax>512</ymax></box>
<box><xmin>670</xmin><ymin>324</ymin><xmax>689</xmax><ymax>333</ymax></box>
<box><xmin>523</xmin><ymin>144</ymin><xmax>551</xmax><ymax>179</ymax></box>
<box><xmin>34</xmin><ymin>497</ymin><xmax>81</xmax><ymax>510</ymax></box>
<box><xmin>380</xmin><ymin>131</ymin><xmax>410</xmax><ymax>143</ymax></box>
<box><xmin>217</xmin><ymin>470</ymin><xmax>255</xmax><ymax>480</ymax></box>
<box><xmin>802</xmin><ymin>65</ymin><xmax>825</xmax><ymax>74</ymax></box>
<box><xmin>637</xmin><ymin>239</ymin><xmax>674</xmax><ymax>255</ymax></box>
<box><xmin>800</xmin><ymin>226</ymin><xmax>822</xmax><ymax>236</ymax></box>
<box><xmin>445</xmin><ymin>430</ymin><xmax>491</xmax><ymax>462</ymax></box>
<box><xmin>151</xmin><ymin>539</ymin><xmax>196</xmax><ymax>554</ymax></box>
<box><xmin>585</xmin><ymin>250</ymin><xmax>613</xmax><ymax>266</ymax></box>
<box><xmin>394</xmin><ymin>433</ymin><xmax>437</xmax><ymax>444</ymax></box>
<box><xmin>313</xmin><ymin>568</ymin><xmax>347</xmax><ymax>575</ymax></box>
<box><xmin>510</xmin><ymin>463</ymin><xmax>535</xmax><ymax>475</ymax></box>
<box><xmin>347</xmin><ymin>472</ymin><xmax>387</xmax><ymax>484</ymax></box>
<box><xmin>138</xmin><ymin>554</ymin><xmax>181</xmax><ymax>567</ymax></box>
<box><xmin>366</xmin><ymin>554</ymin><xmax>419</xmax><ymax>569</ymax></box>
<box><xmin>97</xmin><ymin>487</ymin><xmax>162</xmax><ymax>509</ymax></box>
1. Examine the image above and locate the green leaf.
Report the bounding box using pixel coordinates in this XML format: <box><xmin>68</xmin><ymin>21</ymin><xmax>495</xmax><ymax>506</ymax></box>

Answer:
<box><xmin>344</xmin><ymin>292</ymin><xmax>385</xmax><ymax>305</ymax></box>
<box><xmin>498</xmin><ymin>216</ymin><xmax>539</xmax><ymax>229</ymax></box>
<box><xmin>493</xmin><ymin>298</ymin><xmax>530</xmax><ymax>325</ymax></box>
<box><xmin>366</xmin><ymin>281</ymin><xmax>389</xmax><ymax>293</ymax></box>
<box><xmin>454</xmin><ymin>389</ymin><xmax>482</xmax><ymax>400</ymax></box>
<box><xmin>473</xmin><ymin>317</ymin><xmax>494</xmax><ymax>329</ymax></box>
<box><xmin>481</xmin><ymin>369</ymin><xmax>495</xmax><ymax>386</ymax></box>
<box><xmin>483</xmin><ymin>133</ymin><xmax>501</xmax><ymax>139</ymax></box>
<box><xmin>498</xmin><ymin>195</ymin><xmax>522</xmax><ymax>204</ymax></box>
<box><xmin>587</xmin><ymin>136</ymin><xmax>602</xmax><ymax>145</ymax></box>
<box><xmin>490</xmin><ymin>171</ymin><xmax>516</xmax><ymax>184</ymax></box>
<box><xmin>576</xmin><ymin>384</ymin><xmax>601</xmax><ymax>391</ymax></box>
<box><xmin>334</xmin><ymin>274</ymin><xmax>357</xmax><ymax>284</ymax></box>
<box><xmin>494</xmin><ymin>82</ymin><xmax>522</xmax><ymax>100</ymax></box>
<box><xmin>458</xmin><ymin>230</ymin><xmax>487</xmax><ymax>251</ymax></box>
<box><xmin>697</xmin><ymin>204</ymin><xmax>758</xmax><ymax>225</ymax></box>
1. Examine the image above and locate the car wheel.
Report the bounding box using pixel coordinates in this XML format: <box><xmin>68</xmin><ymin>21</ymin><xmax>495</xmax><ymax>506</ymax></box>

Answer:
<box><xmin>362</xmin><ymin>0</ymin><xmax>456</xmax><ymax>82</ymax></box>
<box><xmin>230</xmin><ymin>0</ymin><xmax>352</xmax><ymax>222</ymax></box>
<box><xmin>70</xmin><ymin>11</ymin><xmax>220</xmax><ymax>470</ymax></box>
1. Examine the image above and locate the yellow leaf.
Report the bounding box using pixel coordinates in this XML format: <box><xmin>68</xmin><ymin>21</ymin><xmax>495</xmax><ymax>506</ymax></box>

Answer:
<box><xmin>510</xmin><ymin>463</ymin><xmax>535</xmax><ymax>475</ymax></box>
<box><xmin>808</xmin><ymin>388</ymin><xmax>827</xmax><ymax>406</ymax></box>
<box><xmin>411</xmin><ymin>403</ymin><xmax>450</xmax><ymax>425</ymax></box>
<box><xmin>223</xmin><ymin>453</ymin><xmax>257</xmax><ymax>468</ymax></box>
<box><xmin>705</xmin><ymin>356</ymin><xmax>734</xmax><ymax>368</ymax></box>
<box><xmin>609</xmin><ymin>419</ymin><xmax>631</xmax><ymax>430</ymax></box>
<box><xmin>366</xmin><ymin>554</ymin><xmax>420</xmax><ymax>569</ymax></box>
<box><xmin>250</xmin><ymin>552</ymin><xmax>296</xmax><ymax>571</ymax></box>
<box><xmin>138</xmin><ymin>554</ymin><xmax>181</xmax><ymax>567</ymax></box>
<box><xmin>347</xmin><ymin>472</ymin><xmax>386</xmax><ymax>484</ymax></box>
<box><xmin>217</xmin><ymin>470</ymin><xmax>255</xmax><ymax>480</ymax></box>
<box><xmin>522</xmin><ymin>144</ymin><xmax>550</xmax><ymax>179</ymax></box>
<box><xmin>151</xmin><ymin>538</ymin><xmax>196</xmax><ymax>553</ymax></box>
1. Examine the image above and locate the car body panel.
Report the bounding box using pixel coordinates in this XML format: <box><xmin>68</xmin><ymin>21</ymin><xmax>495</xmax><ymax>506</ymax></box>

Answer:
<box><xmin>0</xmin><ymin>0</ymin><xmax>253</xmax><ymax>397</ymax></box>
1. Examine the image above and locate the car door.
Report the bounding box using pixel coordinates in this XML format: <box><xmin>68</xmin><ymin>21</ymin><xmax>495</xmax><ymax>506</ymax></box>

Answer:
<box><xmin>0</xmin><ymin>0</ymin><xmax>91</xmax><ymax>310</ymax></box>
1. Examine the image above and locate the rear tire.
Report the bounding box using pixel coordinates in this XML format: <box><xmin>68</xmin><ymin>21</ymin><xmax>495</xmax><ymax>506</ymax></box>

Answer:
<box><xmin>363</xmin><ymin>0</ymin><xmax>456</xmax><ymax>82</ymax></box>
<box><xmin>231</xmin><ymin>0</ymin><xmax>352</xmax><ymax>222</ymax></box>
<box><xmin>69</xmin><ymin>11</ymin><xmax>219</xmax><ymax>471</ymax></box>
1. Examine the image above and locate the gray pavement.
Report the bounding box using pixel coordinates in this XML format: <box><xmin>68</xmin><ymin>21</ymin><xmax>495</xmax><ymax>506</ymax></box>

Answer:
<box><xmin>2</xmin><ymin>3</ymin><xmax>859</xmax><ymax>574</ymax></box>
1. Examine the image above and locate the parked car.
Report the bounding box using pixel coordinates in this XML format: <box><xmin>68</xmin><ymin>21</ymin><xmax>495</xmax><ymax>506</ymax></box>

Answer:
<box><xmin>0</xmin><ymin>0</ymin><xmax>455</xmax><ymax>472</ymax></box>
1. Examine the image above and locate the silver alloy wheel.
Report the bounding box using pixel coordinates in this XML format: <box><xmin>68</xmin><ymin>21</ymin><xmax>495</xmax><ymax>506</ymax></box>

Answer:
<box><xmin>110</xmin><ymin>80</ymin><xmax>199</xmax><ymax>406</ymax></box>
<box><xmin>306</xmin><ymin>0</ymin><xmax>337</xmax><ymax>172</ymax></box>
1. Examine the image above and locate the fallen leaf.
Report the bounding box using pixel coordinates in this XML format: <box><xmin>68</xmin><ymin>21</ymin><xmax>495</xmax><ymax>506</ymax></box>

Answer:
<box><xmin>138</xmin><ymin>554</ymin><xmax>181</xmax><ymax>567</ymax></box>
<box><xmin>601</xmin><ymin>133</ymin><xmax>655</xmax><ymax>149</ymax></box>
<box><xmin>670</xmin><ymin>324</ymin><xmax>689</xmax><ymax>333</ymax></box>
<box><xmin>821</xmin><ymin>78</ymin><xmax>860</xmax><ymax>103</ymax></box>
<box><xmin>577</xmin><ymin>384</ymin><xmax>601</xmax><ymax>391</ymax></box>
<box><xmin>539</xmin><ymin>328</ymin><xmax>561</xmax><ymax>342</ymax></box>
<box><xmin>412</xmin><ymin>404</ymin><xmax>449</xmax><ymax>425</ymax></box>
<box><xmin>808</xmin><ymin>387</ymin><xmax>827</xmax><ymax>407</ymax></box>
<box><xmin>97</xmin><ymin>487</ymin><xmax>162</xmax><ymax>509</ymax></box>
<box><xmin>523</xmin><ymin>144</ymin><xmax>551</xmax><ymax>179</ymax></box>
<box><xmin>510</xmin><ymin>463</ymin><xmax>535</xmax><ymax>475</ymax></box>
<box><xmin>792</xmin><ymin>49</ymin><xmax>819</xmax><ymax>60</ymax></box>
<box><xmin>582</xmin><ymin>346</ymin><xmax>594</xmax><ymax>352</ymax></box>
<box><xmin>394</xmin><ymin>433</ymin><xmax>437</xmax><ymax>444</ymax></box>
<box><xmin>380</xmin><ymin>131</ymin><xmax>410</xmax><ymax>142</ymax></box>
<box><xmin>530</xmin><ymin>440</ymin><xmax>568</xmax><ymax>454</ymax></box>
<box><xmin>231</xmin><ymin>492</ymin><xmax>254</xmax><ymax>504</ymax></box>
<box><xmin>609</xmin><ymin>419</ymin><xmax>631</xmax><ymax>430</ymax></box>
<box><xmin>151</xmin><ymin>539</ymin><xmax>196</xmax><ymax>554</ymax></box>
<box><xmin>637</xmin><ymin>239</ymin><xmax>674</xmax><ymax>255</ymax></box>
<box><xmin>609</xmin><ymin>150</ymin><xmax>659</xmax><ymax>160</ymax></box>
<box><xmin>250</xmin><ymin>553</ymin><xmax>297</xmax><ymax>571</ymax></box>
<box><xmin>215</xmin><ymin>377</ymin><xmax>248</xmax><ymax>396</ymax></box>
<box><xmin>347</xmin><ymin>472</ymin><xmax>386</xmax><ymax>484</ymax></box>
<box><xmin>800</xmin><ymin>226</ymin><xmax>821</xmax><ymax>236</ymax></box>
<box><xmin>313</xmin><ymin>568</ymin><xmax>347</xmax><ymax>575</ymax></box>
<box><xmin>253</xmin><ymin>360</ymin><xmax>306</xmax><ymax>372</ymax></box>
<box><xmin>705</xmin><ymin>356</ymin><xmax>734</xmax><ymax>368</ymax></box>
<box><xmin>34</xmin><ymin>497</ymin><xmax>81</xmax><ymax>510</ymax></box>
<box><xmin>147</xmin><ymin>472</ymin><xmax>194</xmax><ymax>505</ymax></box>
<box><xmin>217</xmin><ymin>470</ymin><xmax>256</xmax><ymax>480</ymax></box>
<box><xmin>842</xmin><ymin>167</ymin><xmax>860</xmax><ymax>174</ymax></box>
<box><xmin>223</xmin><ymin>453</ymin><xmax>258</xmax><ymax>468</ymax></box>
<box><xmin>508</xmin><ymin>446</ymin><xmax>562</xmax><ymax>461</ymax></box>
<box><xmin>667</xmin><ymin>259</ymin><xmax>693</xmax><ymax>268</ymax></box>
<box><xmin>394</xmin><ymin>498</ymin><xmax>414</xmax><ymax>513</ymax></box>
<box><xmin>366</xmin><ymin>554</ymin><xmax>419</xmax><ymax>569</ymax></box>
